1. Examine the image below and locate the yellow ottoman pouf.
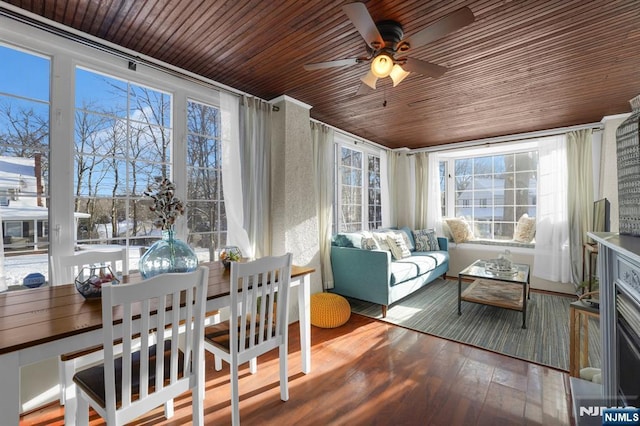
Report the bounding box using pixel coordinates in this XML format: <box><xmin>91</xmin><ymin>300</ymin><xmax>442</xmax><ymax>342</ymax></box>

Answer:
<box><xmin>310</xmin><ymin>292</ymin><xmax>351</xmax><ymax>328</ymax></box>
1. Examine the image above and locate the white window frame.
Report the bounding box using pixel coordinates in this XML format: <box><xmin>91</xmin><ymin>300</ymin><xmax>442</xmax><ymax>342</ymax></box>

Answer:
<box><xmin>0</xmin><ymin>13</ymin><xmax>224</xmax><ymax>274</ymax></box>
<box><xmin>334</xmin><ymin>133</ymin><xmax>382</xmax><ymax>233</ymax></box>
<box><xmin>438</xmin><ymin>140</ymin><xmax>538</xmax><ymax>240</ymax></box>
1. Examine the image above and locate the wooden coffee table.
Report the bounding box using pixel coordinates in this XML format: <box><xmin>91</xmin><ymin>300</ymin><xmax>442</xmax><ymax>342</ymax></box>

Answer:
<box><xmin>458</xmin><ymin>259</ymin><xmax>531</xmax><ymax>328</ymax></box>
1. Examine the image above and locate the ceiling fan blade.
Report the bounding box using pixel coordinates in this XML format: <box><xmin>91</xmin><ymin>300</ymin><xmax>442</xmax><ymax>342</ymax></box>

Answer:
<box><xmin>402</xmin><ymin>58</ymin><xmax>447</xmax><ymax>78</ymax></box>
<box><xmin>403</xmin><ymin>7</ymin><xmax>474</xmax><ymax>50</ymax></box>
<box><xmin>342</xmin><ymin>2</ymin><xmax>384</xmax><ymax>49</ymax></box>
<box><xmin>303</xmin><ymin>58</ymin><xmax>359</xmax><ymax>71</ymax></box>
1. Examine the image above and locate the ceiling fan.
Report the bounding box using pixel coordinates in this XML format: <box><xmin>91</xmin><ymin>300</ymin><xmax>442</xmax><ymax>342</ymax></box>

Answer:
<box><xmin>303</xmin><ymin>3</ymin><xmax>475</xmax><ymax>94</ymax></box>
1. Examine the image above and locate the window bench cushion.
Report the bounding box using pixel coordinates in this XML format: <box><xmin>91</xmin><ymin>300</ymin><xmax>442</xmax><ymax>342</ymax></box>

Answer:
<box><xmin>457</xmin><ymin>239</ymin><xmax>535</xmax><ymax>249</ymax></box>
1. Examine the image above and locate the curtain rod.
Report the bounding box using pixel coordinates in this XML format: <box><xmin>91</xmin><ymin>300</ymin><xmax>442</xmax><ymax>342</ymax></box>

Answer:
<box><xmin>0</xmin><ymin>3</ymin><xmax>278</xmax><ymax>110</ymax></box>
<box><xmin>413</xmin><ymin>122</ymin><xmax>604</xmax><ymax>154</ymax></box>
<box><xmin>310</xmin><ymin>118</ymin><xmax>389</xmax><ymax>152</ymax></box>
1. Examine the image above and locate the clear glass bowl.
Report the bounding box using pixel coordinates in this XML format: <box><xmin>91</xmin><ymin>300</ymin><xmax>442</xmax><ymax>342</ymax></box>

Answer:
<box><xmin>74</xmin><ymin>266</ymin><xmax>120</xmax><ymax>299</ymax></box>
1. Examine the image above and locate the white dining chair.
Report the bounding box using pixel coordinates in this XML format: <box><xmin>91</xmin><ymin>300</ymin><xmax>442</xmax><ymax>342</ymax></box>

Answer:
<box><xmin>49</xmin><ymin>249</ymin><xmax>129</xmax><ymax>415</ymax></box>
<box><xmin>203</xmin><ymin>253</ymin><xmax>293</xmax><ymax>426</ymax></box>
<box><xmin>72</xmin><ymin>266</ymin><xmax>208</xmax><ymax>425</ymax></box>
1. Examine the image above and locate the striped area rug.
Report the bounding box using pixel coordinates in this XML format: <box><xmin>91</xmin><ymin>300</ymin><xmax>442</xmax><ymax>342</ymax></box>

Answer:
<box><xmin>348</xmin><ymin>278</ymin><xmax>600</xmax><ymax>371</ymax></box>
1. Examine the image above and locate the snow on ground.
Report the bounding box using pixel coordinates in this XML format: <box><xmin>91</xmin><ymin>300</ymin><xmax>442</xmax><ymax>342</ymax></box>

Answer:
<box><xmin>1</xmin><ymin>246</ymin><xmax>213</xmax><ymax>292</ymax></box>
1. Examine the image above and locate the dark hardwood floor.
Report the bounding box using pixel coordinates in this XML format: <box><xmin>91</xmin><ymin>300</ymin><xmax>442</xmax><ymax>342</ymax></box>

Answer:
<box><xmin>20</xmin><ymin>313</ymin><xmax>572</xmax><ymax>425</ymax></box>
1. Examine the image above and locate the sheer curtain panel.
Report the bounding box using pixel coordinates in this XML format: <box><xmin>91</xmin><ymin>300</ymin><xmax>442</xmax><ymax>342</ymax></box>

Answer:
<box><xmin>387</xmin><ymin>151</ymin><xmax>413</xmax><ymax>228</ymax></box>
<box><xmin>311</xmin><ymin>122</ymin><xmax>335</xmax><ymax>290</ymax></box>
<box><xmin>414</xmin><ymin>152</ymin><xmax>429</xmax><ymax>229</ymax></box>
<box><xmin>566</xmin><ymin>129</ymin><xmax>594</xmax><ymax>285</ymax></box>
<box><xmin>533</xmin><ymin>135</ymin><xmax>571</xmax><ymax>283</ymax></box>
<box><xmin>220</xmin><ymin>92</ymin><xmax>251</xmax><ymax>256</ymax></box>
<box><xmin>414</xmin><ymin>152</ymin><xmax>443</xmax><ymax>232</ymax></box>
<box><xmin>427</xmin><ymin>152</ymin><xmax>444</xmax><ymax>233</ymax></box>
<box><xmin>386</xmin><ymin>152</ymin><xmax>398</xmax><ymax>228</ymax></box>
<box><xmin>240</xmin><ymin>96</ymin><xmax>272</xmax><ymax>259</ymax></box>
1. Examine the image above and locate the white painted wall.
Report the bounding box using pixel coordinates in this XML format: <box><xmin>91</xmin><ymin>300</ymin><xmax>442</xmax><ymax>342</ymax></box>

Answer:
<box><xmin>269</xmin><ymin>95</ymin><xmax>323</xmax><ymax>322</ymax></box>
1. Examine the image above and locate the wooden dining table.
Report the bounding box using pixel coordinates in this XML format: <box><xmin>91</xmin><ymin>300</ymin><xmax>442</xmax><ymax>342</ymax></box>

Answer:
<box><xmin>0</xmin><ymin>261</ymin><xmax>315</xmax><ymax>426</ymax></box>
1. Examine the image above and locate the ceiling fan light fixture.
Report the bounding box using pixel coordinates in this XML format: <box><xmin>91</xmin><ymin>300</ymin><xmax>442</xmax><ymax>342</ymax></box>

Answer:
<box><xmin>361</xmin><ymin>70</ymin><xmax>378</xmax><ymax>89</ymax></box>
<box><xmin>390</xmin><ymin>64</ymin><xmax>410</xmax><ymax>87</ymax></box>
<box><xmin>370</xmin><ymin>53</ymin><xmax>394</xmax><ymax>78</ymax></box>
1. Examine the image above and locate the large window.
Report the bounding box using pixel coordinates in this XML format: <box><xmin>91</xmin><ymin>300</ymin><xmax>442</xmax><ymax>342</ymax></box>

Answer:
<box><xmin>441</xmin><ymin>149</ymin><xmax>538</xmax><ymax>240</ymax></box>
<box><xmin>0</xmin><ymin>44</ymin><xmax>50</xmax><ymax>286</ymax></box>
<box><xmin>1</xmin><ymin>20</ymin><xmax>231</xmax><ymax>286</ymax></box>
<box><xmin>336</xmin><ymin>141</ymin><xmax>382</xmax><ymax>232</ymax></box>
<box><xmin>186</xmin><ymin>100</ymin><xmax>226</xmax><ymax>255</ymax></box>
<box><xmin>74</xmin><ymin>68</ymin><xmax>173</xmax><ymax>248</ymax></box>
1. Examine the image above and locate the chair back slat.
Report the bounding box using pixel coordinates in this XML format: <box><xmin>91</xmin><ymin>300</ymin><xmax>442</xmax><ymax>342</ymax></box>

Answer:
<box><xmin>140</xmin><ymin>298</ymin><xmax>151</xmax><ymax>400</ymax></box>
<box><xmin>155</xmin><ymin>294</ymin><xmax>167</xmax><ymax>392</ymax></box>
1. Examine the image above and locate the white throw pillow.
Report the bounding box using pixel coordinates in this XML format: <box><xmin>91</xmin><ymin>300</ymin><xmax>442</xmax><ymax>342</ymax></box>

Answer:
<box><xmin>443</xmin><ymin>218</ymin><xmax>475</xmax><ymax>243</ymax></box>
<box><xmin>387</xmin><ymin>233</ymin><xmax>411</xmax><ymax>260</ymax></box>
<box><xmin>513</xmin><ymin>214</ymin><xmax>536</xmax><ymax>243</ymax></box>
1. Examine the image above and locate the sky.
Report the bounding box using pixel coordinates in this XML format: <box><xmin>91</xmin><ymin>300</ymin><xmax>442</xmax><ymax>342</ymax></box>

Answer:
<box><xmin>0</xmin><ymin>44</ymin><xmax>49</xmax><ymax>101</ymax></box>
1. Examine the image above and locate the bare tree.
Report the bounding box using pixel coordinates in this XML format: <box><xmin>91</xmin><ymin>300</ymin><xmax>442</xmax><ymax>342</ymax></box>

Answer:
<box><xmin>0</xmin><ymin>99</ymin><xmax>49</xmax><ymax>184</ymax></box>
<box><xmin>186</xmin><ymin>102</ymin><xmax>221</xmax><ymax>249</ymax></box>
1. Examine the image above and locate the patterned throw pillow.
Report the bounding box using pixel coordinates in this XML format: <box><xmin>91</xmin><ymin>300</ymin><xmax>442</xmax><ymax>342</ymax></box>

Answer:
<box><xmin>443</xmin><ymin>218</ymin><xmax>475</xmax><ymax>243</ymax></box>
<box><xmin>361</xmin><ymin>236</ymin><xmax>379</xmax><ymax>250</ymax></box>
<box><xmin>412</xmin><ymin>229</ymin><xmax>440</xmax><ymax>251</ymax></box>
<box><xmin>372</xmin><ymin>231</ymin><xmax>392</xmax><ymax>252</ymax></box>
<box><xmin>386</xmin><ymin>232</ymin><xmax>411</xmax><ymax>260</ymax></box>
<box><xmin>513</xmin><ymin>214</ymin><xmax>536</xmax><ymax>243</ymax></box>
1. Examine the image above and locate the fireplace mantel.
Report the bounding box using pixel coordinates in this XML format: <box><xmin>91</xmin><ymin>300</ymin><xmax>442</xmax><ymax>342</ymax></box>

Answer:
<box><xmin>588</xmin><ymin>232</ymin><xmax>640</xmax><ymax>404</ymax></box>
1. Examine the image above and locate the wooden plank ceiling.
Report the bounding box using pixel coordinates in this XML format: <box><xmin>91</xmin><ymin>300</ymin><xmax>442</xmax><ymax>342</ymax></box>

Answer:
<box><xmin>2</xmin><ymin>0</ymin><xmax>639</xmax><ymax>149</ymax></box>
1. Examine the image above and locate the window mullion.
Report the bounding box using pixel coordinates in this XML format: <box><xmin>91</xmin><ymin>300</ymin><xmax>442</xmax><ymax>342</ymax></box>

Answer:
<box><xmin>173</xmin><ymin>92</ymin><xmax>187</xmax><ymax>240</ymax></box>
<box><xmin>50</xmin><ymin>53</ymin><xmax>76</xmax><ymax>261</ymax></box>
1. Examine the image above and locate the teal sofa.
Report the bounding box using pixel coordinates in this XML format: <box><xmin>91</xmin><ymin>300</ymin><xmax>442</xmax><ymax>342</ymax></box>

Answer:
<box><xmin>330</xmin><ymin>227</ymin><xmax>449</xmax><ymax>317</ymax></box>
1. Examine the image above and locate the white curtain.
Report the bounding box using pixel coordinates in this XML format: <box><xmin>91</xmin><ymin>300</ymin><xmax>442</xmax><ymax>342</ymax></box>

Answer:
<box><xmin>386</xmin><ymin>152</ymin><xmax>398</xmax><ymax>227</ymax></box>
<box><xmin>567</xmin><ymin>129</ymin><xmax>594</xmax><ymax>285</ymax></box>
<box><xmin>414</xmin><ymin>152</ymin><xmax>442</xmax><ymax>232</ymax></box>
<box><xmin>533</xmin><ymin>135</ymin><xmax>571</xmax><ymax>283</ymax></box>
<box><xmin>220</xmin><ymin>92</ymin><xmax>251</xmax><ymax>256</ymax></box>
<box><xmin>239</xmin><ymin>96</ymin><xmax>271</xmax><ymax>259</ymax></box>
<box><xmin>311</xmin><ymin>122</ymin><xmax>334</xmax><ymax>290</ymax></box>
<box><xmin>387</xmin><ymin>151</ymin><xmax>412</xmax><ymax>227</ymax></box>
<box><xmin>414</xmin><ymin>152</ymin><xmax>429</xmax><ymax>229</ymax></box>
<box><xmin>426</xmin><ymin>152</ymin><xmax>443</xmax><ymax>234</ymax></box>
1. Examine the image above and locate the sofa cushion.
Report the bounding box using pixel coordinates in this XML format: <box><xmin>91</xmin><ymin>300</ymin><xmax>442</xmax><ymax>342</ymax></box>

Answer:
<box><xmin>410</xmin><ymin>251</ymin><xmax>449</xmax><ymax>268</ymax></box>
<box><xmin>412</xmin><ymin>229</ymin><xmax>440</xmax><ymax>251</ymax></box>
<box><xmin>390</xmin><ymin>256</ymin><xmax>437</xmax><ymax>285</ymax></box>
